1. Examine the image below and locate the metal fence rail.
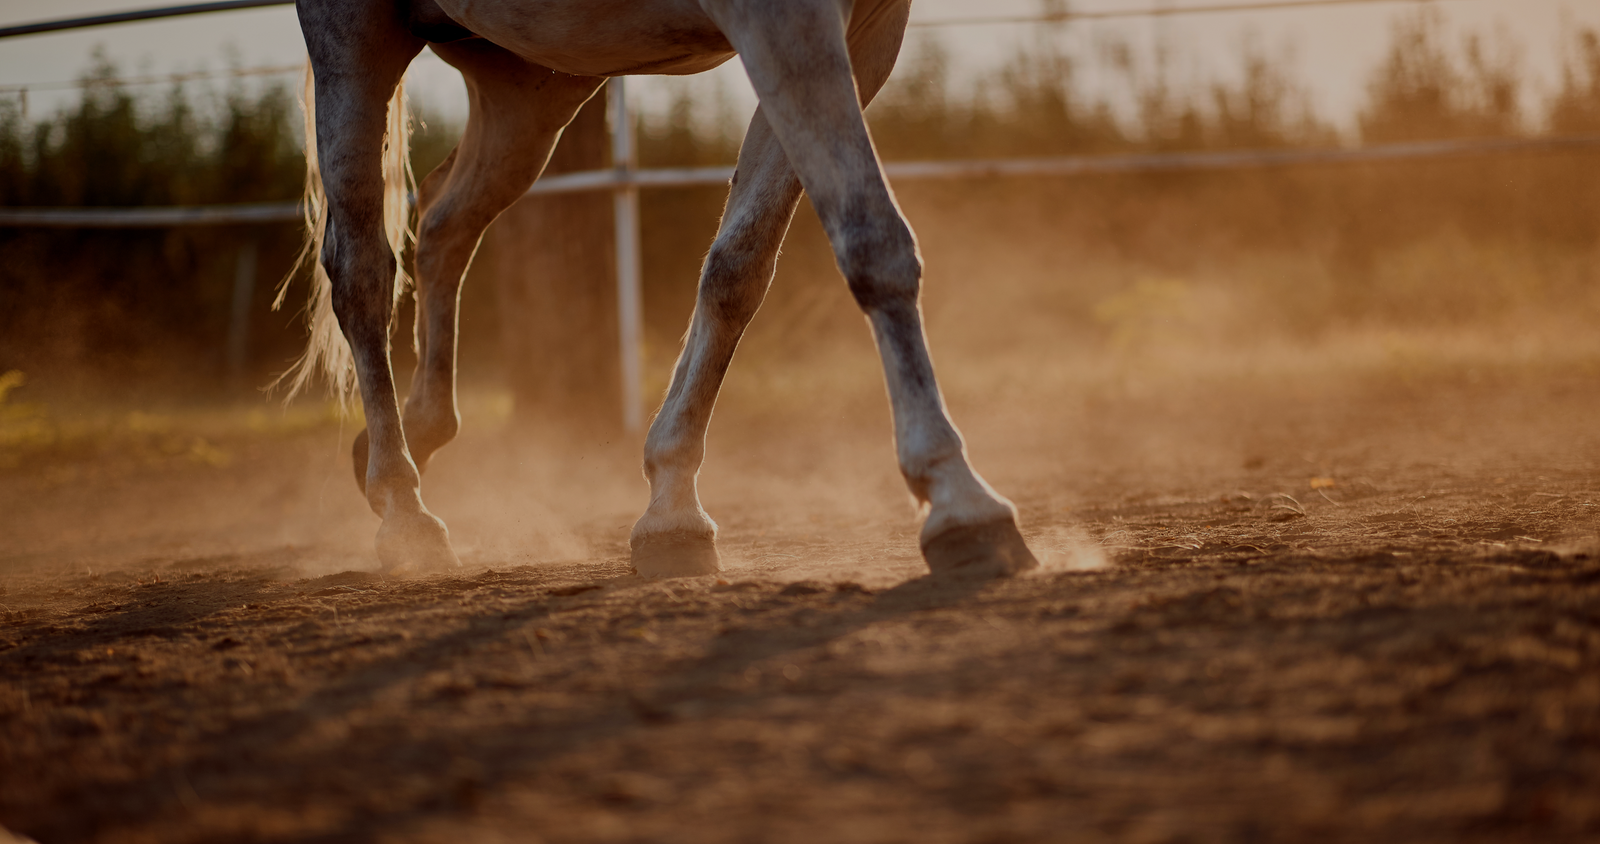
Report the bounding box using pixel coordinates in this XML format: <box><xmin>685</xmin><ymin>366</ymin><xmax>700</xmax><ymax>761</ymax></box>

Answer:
<box><xmin>5</xmin><ymin>133</ymin><xmax>1598</xmax><ymax>228</ymax></box>
<box><xmin>0</xmin><ymin>201</ymin><xmax>300</xmax><ymax>227</ymax></box>
<box><xmin>9</xmin><ymin>131</ymin><xmax>1596</xmax><ymax>420</ymax></box>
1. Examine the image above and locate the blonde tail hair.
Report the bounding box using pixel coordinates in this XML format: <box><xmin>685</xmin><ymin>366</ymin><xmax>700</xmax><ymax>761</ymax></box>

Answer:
<box><xmin>272</xmin><ymin>64</ymin><xmax>416</xmax><ymax>402</ymax></box>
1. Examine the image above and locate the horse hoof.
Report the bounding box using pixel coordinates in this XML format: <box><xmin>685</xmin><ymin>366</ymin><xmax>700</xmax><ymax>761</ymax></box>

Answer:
<box><xmin>352</xmin><ymin>428</ymin><xmax>370</xmax><ymax>496</ymax></box>
<box><xmin>376</xmin><ymin>511</ymin><xmax>460</xmax><ymax>574</ymax></box>
<box><xmin>922</xmin><ymin>518</ymin><xmax>1039</xmax><ymax>579</ymax></box>
<box><xmin>631</xmin><ymin>532</ymin><xmax>721</xmax><ymax>578</ymax></box>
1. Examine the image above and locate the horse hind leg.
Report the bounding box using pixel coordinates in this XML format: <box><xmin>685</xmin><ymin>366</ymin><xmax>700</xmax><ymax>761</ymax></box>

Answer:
<box><xmin>352</xmin><ymin>43</ymin><xmax>606</xmax><ymax>495</ymax></box>
<box><xmin>300</xmin><ymin>4</ymin><xmax>455</xmax><ymax>571</ymax></box>
<box><xmin>349</xmin><ymin>145</ymin><xmax>459</xmax><ymax>495</ymax></box>
<box><xmin>709</xmin><ymin>0</ymin><xmax>1038</xmax><ymax>577</ymax></box>
<box><xmin>630</xmin><ymin>108</ymin><xmax>805</xmax><ymax>577</ymax></box>
<box><xmin>351</xmin><ymin>145</ymin><xmax>458</xmax><ymax>496</ymax></box>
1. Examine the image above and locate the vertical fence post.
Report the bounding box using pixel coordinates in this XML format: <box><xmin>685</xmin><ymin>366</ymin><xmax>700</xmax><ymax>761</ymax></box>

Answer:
<box><xmin>610</xmin><ymin>76</ymin><xmax>644</xmax><ymax>433</ymax></box>
<box><xmin>226</xmin><ymin>237</ymin><xmax>257</xmax><ymax>388</ymax></box>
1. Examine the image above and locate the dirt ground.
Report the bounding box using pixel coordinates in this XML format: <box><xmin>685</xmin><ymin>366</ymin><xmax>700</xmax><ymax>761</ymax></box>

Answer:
<box><xmin>3</xmin><ymin>337</ymin><xmax>1600</xmax><ymax>844</ymax></box>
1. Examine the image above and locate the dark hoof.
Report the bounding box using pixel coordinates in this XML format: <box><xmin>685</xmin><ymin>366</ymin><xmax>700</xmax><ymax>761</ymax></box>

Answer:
<box><xmin>376</xmin><ymin>511</ymin><xmax>460</xmax><ymax>574</ymax></box>
<box><xmin>631</xmin><ymin>532</ymin><xmax>721</xmax><ymax>578</ymax></box>
<box><xmin>922</xmin><ymin>518</ymin><xmax>1039</xmax><ymax>579</ymax></box>
<box><xmin>352</xmin><ymin>428</ymin><xmax>370</xmax><ymax>496</ymax></box>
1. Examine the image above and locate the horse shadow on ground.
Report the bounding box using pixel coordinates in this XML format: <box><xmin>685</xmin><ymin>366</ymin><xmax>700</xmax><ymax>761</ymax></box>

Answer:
<box><xmin>5</xmin><ymin>555</ymin><xmax>1014</xmax><ymax>843</ymax></box>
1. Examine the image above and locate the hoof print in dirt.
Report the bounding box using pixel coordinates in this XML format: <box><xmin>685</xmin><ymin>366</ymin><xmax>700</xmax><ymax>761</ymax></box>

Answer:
<box><xmin>922</xmin><ymin>519</ymin><xmax>1039</xmax><ymax>579</ymax></box>
<box><xmin>631</xmin><ymin>532</ymin><xmax>721</xmax><ymax>579</ymax></box>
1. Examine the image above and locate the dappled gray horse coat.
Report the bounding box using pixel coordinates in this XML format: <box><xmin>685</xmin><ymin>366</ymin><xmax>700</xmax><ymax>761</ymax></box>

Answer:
<box><xmin>288</xmin><ymin>0</ymin><xmax>1038</xmax><ymax>578</ymax></box>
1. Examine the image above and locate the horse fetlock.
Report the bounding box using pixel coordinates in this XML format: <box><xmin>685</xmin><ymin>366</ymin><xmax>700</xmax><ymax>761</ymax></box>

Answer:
<box><xmin>897</xmin><ymin>437</ymin><xmax>979</xmax><ymax>502</ymax></box>
<box><xmin>896</xmin><ymin>431</ymin><xmax>966</xmax><ymax>485</ymax></box>
<box><xmin>401</xmin><ymin>399</ymin><xmax>460</xmax><ymax>463</ymax></box>
<box><xmin>640</xmin><ymin>440</ymin><xmax>703</xmax><ymax>487</ymax></box>
<box><xmin>350</xmin><ymin>432</ymin><xmax>427</xmax><ymax>509</ymax></box>
<box><xmin>630</xmin><ymin>502</ymin><xmax>717</xmax><ymax>546</ymax></box>
<box><xmin>363</xmin><ymin>462</ymin><xmax>425</xmax><ymax>519</ymax></box>
<box><xmin>915</xmin><ymin>460</ymin><xmax>1019</xmax><ymax>544</ymax></box>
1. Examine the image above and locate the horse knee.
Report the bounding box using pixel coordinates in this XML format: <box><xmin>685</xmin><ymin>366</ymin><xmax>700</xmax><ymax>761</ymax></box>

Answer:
<box><xmin>834</xmin><ymin>211</ymin><xmax>922</xmax><ymax>313</ymax></box>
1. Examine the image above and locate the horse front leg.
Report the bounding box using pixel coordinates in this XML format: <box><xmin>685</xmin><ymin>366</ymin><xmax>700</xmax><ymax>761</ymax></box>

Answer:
<box><xmin>630</xmin><ymin>110</ymin><xmax>804</xmax><ymax>577</ymax></box>
<box><xmin>302</xmin><ymin>8</ymin><xmax>454</xmax><ymax>572</ymax></box>
<box><xmin>708</xmin><ymin>0</ymin><xmax>1038</xmax><ymax>577</ymax></box>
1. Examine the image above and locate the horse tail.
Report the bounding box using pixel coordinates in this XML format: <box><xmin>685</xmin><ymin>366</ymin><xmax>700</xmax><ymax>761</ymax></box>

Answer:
<box><xmin>272</xmin><ymin>64</ymin><xmax>416</xmax><ymax>403</ymax></box>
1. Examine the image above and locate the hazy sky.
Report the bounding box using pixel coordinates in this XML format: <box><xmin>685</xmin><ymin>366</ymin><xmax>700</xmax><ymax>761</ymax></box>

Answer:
<box><xmin>1</xmin><ymin>0</ymin><xmax>1597</xmax><ymax>137</ymax></box>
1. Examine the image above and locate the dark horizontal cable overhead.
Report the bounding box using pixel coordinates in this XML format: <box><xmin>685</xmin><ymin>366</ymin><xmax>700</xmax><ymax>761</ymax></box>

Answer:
<box><xmin>0</xmin><ymin>0</ymin><xmax>1488</xmax><ymax>41</ymax></box>
<box><xmin>0</xmin><ymin>0</ymin><xmax>293</xmax><ymax>40</ymax></box>
<box><xmin>911</xmin><ymin>0</ymin><xmax>1478</xmax><ymax>28</ymax></box>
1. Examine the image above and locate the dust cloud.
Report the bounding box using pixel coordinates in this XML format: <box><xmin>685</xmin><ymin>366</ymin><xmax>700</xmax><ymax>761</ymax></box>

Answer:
<box><xmin>6</xmin><ymin>13</ymin><xmax>1600</xmax><ymax>839</ymax></box>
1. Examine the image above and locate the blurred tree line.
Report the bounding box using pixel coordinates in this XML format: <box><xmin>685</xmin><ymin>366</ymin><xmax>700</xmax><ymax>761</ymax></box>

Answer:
<box><xmin>0</xmin><ymin>51</ymin><xmax>307</xmax><ymax>398</ymax></box>
<box><xmin>2</xmin><ymin>11</ymin><xmax>1600</xmax><ymax>400</ymax></box>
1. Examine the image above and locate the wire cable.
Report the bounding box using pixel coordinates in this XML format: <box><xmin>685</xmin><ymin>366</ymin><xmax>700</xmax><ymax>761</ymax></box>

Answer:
<box><xmin>0</xmin><ymin>0</ymin><xmax>1529</xmax><ymax>94</ymax></box>
<box><xmin>0</xmin><ymin>0</ymin><xmax>291</xmax><ymax>40</ymax></box>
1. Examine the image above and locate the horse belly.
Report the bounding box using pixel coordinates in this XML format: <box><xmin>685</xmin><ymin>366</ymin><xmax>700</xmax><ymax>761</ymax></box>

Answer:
<box><xmin>440</xmin><ymin>0</ymin><xmax>736</xmax><ymax>76</ymax></box>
